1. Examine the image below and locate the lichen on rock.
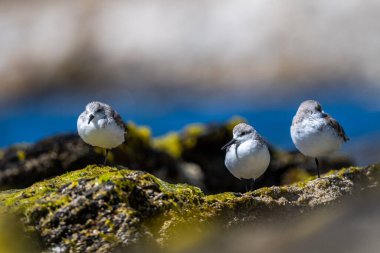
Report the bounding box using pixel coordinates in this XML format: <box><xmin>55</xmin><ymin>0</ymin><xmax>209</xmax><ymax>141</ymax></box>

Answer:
<box><xmin>0</xmin><ymin>164</ymin><xmax>379</xmax><ymax>252</ymax></box>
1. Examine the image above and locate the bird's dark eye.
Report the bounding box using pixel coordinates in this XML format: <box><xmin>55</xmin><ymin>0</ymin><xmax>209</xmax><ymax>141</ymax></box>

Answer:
<box><xmin>240</xmin><ymin>131</ymin><xmax>247</xmax><ymax>136</ymax></box>
<box><xmin>95</xmin><ymin>108</ymin><xmax>101</xmax><ymax>113</ymax></box>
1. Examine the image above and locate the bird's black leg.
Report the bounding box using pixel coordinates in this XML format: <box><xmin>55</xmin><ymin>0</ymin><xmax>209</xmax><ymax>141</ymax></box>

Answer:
<box><xmin>243</xmin><ymin>179</ymin><xmax>255</xmax><ymax>192</ymax></box>
<box><xmin>104</xmin><ymin>149</ymin><xmax>109</xmax><ymax>166</ymax></box>
<box><xmin>315</xmin><ymin>157</ymin><xmax>320</xmax><ymax>178</ymax></box>
<box><xmin>250</xmin><ymin>178</ymin><xmax>255</xmax><ymax>191</ymax></box>
<box><xmin>244</xmin><ymin>179</ymin><xmax>250</xmax><ymax>192</ymax></box>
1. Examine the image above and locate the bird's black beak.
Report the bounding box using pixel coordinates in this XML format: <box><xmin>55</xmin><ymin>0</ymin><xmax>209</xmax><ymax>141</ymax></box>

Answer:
<box><xmin>88</xmin><ymin>114</ymin><xmax>95</xmax><ymax>124</ymax></box>
<box><xmin>221</xmin><ymin>138</ymin><xmax>237</xmax><ymax>150</ymax></box>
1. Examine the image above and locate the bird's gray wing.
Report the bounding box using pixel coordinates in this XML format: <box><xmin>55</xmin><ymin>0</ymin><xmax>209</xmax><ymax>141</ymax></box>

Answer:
<box><xmin>103</xmin><ymin>106</ymin><xmax>126</xmax><ymax>131</ymax></box>
<box><xmin>323</xmin><ymin>113</ymin><xmax>349</xmax><ymax>142</ymax></box>
<box><xmin>112</xmin><ymin>110</ymin><xmax>126</xmax><ymax>132</ymax></box>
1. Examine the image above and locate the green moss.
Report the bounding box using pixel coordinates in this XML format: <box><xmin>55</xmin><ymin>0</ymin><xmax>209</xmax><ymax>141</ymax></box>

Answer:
<box><xmin>153</xmin><ymin>132</ymin><xmax>182</xmax><ymax>158</ymax></box>
<box><xmin>0</xmin><ymin>165</ymin><xmax>116</xmax><ymax>212</ymax></box>
<box><xmin>336</xmin><ymin>166</ymin><xmax>361</xmax><ymax>177</ymax></box>
<box><xmin>184</xmin><ymin>124</ymin><xmax>205</xmax><ymax>137</ymax></box>
<box><xmin>126</xmin><ymin>122</ymin><xmax>152</xmax><ymax>144</ymax></box>
<box><xmin>182</xmin><ymin>124</ymin><xmax>206</xmax><ymax>148</ymax></box>
<box><xmin>324</xmin><ymin>169</ymin><xmax>337</xmax><ymax>176</ymax></box>
<box><xmin>17</xmin><ymin>150</ymin><xmax>26</xmax><ymax>161</ymax></box>
<box><xmin>205</xmin><ymin>192</ymin><xmax>236</xmax><ymax>203</ymax></box>
<box><xmin>281</xmin><ymin>168</ymin><xmax>312</xmax><ymax>185</ymax></box>
<box><xmin>251</xmin><ymin>186</ymin><xmax>273</xmax><ymax>197</ymax></box>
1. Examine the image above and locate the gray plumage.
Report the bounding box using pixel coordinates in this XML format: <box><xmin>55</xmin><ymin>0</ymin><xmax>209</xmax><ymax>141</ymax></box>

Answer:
<box><xmin>79</xmin><ymin>101</ymin><xmax>125</xmax><ymax>131</ymax></box>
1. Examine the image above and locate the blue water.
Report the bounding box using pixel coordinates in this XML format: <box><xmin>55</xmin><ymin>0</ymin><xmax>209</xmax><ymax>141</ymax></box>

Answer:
<box><xmin>1</xmin><ymin>91</ymin><xmax>379</xmax><ymax>150</ymax></box>
<box><xmin>0</xmin><ymin>96</ymin><xmax>380</xmax><ymax>148</ymax></box>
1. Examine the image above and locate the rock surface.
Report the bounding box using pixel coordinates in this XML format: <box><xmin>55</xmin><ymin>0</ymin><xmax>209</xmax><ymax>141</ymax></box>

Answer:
<box><xmin>192</xmin><ymin>186</ymin><xmax>380</xmax><ymax>253</ymax></box>
<box><xmin>0</xmin><ymin>164</ymin><xmax>378</xmax><ymax>253</ymax></box>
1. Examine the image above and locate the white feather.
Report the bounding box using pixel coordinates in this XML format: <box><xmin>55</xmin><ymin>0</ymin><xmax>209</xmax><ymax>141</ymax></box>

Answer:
<box><xmin>291</xmin><ymin>117</ymin><xmax>343</xmax><ymax>157</ymax></box>
<box><xmin>225</xmin><ymin>139</ymin><xmax>270</xmax><ymax>180</ymax></box>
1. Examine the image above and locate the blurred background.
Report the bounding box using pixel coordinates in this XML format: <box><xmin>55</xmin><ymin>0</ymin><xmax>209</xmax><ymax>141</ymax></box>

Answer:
<box><xmin>0</xmin><ymin>0</ymin><xmax>379</xmax><ymax>165</ymax></box>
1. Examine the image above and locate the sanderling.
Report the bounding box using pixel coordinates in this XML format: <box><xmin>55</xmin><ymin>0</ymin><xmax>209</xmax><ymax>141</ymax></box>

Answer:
<box><xmin>290</xmin><ymin>100</ymin><xmax>349</xmax><ymax>178</ymax></box>
<box><xmin>77</xmin><ymin>101</ymin><xmax>126</xmax><ymax>165</ymax></box>
<box><xmin>221</xmin><ymin>123</ymin><xmax>270</xmax><ymax>191</ymax></box>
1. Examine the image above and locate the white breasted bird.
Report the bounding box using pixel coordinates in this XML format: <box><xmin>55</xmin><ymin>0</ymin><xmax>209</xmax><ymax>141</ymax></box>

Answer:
<box><xmin>290</xmin><ymin>100</ymin><xmax>349</xmax><ymax>178</ymax></box>
<box><xmin>222</xmin><ymin>123</ymin><xmax>270</xmax><ymax>191</ymax></box>
<box><xmin>77</xmin><ymin>101</ymin><xmax>126</xmax><ymax>165</ymax></box>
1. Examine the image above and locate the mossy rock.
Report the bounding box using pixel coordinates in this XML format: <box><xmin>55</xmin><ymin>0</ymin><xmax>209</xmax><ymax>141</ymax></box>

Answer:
<box><xmin>0</xmin><ymin>164</ymin><xmax>379</xmax><ymax>252</ymax></box>
<box><xmin>0</xmin><ymin>166</ymin><xmax>207</xmax><ymax>252</ymax></box>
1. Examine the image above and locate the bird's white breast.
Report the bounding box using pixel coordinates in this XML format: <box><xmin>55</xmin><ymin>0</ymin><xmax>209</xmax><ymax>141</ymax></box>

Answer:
<box><xmin>291</xmin><ymin>118</ymin><xmax>343</xmax><ymax>157</ymax></box>
<box><xmin>77</xmin><ymin>115</ymin><xmax>125</xmax><ymax>149</ymax></box>
<box><xmin>225</xmin><ymin>140</ymin><xmax>270</xmax><ymax>180</ymax></box>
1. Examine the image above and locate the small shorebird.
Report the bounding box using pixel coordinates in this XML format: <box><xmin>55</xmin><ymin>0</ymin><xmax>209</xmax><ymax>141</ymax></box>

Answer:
<box><xmin>290</xmin><ymin>100</ymin><xmax>349</xmax><ymax>178</ymax></box>
<box><xmin>222</xmin><ymin>123</ymin><xmax>270</xmax><ymax>191</ymax></box>
<box><xmin>77</xmin><ymin>101</ymin><xmax>126</xmax><ymax>165</ymax></box>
